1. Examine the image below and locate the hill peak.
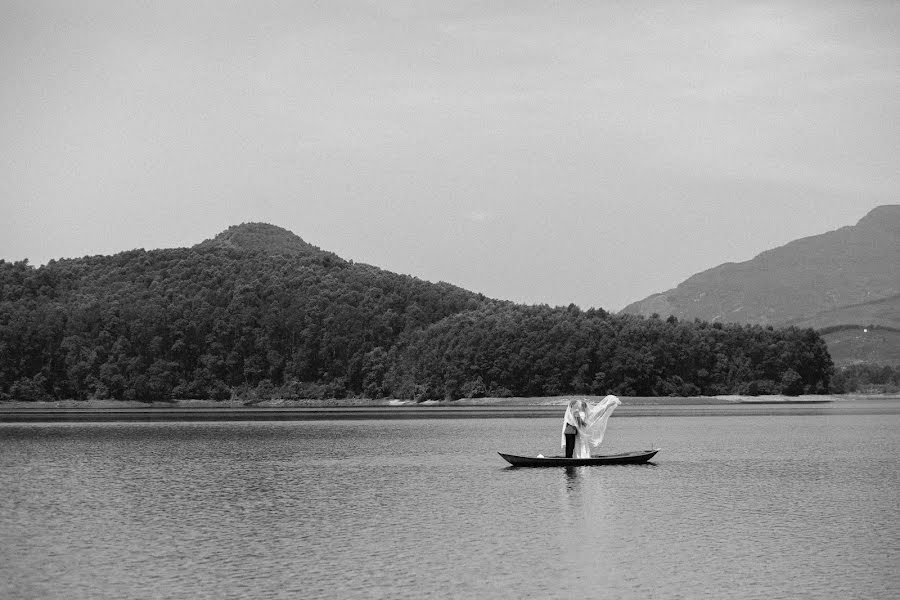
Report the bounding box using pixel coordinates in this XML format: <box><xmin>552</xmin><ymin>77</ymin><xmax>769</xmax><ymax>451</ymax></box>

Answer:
<box><xmin>195</xmin><ymin>223</ymin><xmax>318</xmax><ymax>256</ymax></box>
<box><xmin>857</xmin><ymin>204</ymin><xmax>900</xmax><ymax>231</ymax></box>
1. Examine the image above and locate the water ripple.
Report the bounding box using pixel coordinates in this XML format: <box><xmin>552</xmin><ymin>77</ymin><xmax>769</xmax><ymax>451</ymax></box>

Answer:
<box><xmin>1</xmin><ymin>415</ymin><xmax>898</xmax><ymax>599</ymax></box>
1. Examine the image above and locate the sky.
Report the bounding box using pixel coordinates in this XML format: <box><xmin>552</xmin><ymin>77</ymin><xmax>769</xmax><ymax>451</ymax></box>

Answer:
<box><xmin>1</xmin><ymin>1</ymin><xmax>897</xmax><ymax>311</ymax></box>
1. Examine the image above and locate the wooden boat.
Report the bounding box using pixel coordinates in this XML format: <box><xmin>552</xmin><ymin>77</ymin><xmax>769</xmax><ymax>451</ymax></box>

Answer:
<box><xmin>498</xmin><ymin>449</ymin><xmax>659</xmax><ymax>467</ymax></box>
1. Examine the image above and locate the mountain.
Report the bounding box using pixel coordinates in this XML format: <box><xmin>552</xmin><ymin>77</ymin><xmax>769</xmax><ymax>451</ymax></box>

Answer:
<box><xmin>0</xmin><ymin>222</ymin><xmax>493</xmax><ymax>401</ymax></box>
<box><xmin>621</xmin><ymin>205</ymin><xmax>900</xmax><ymax>364</ymax></box>
<box><xmin>785</xmin><ymin>293</ymin><xmax>900</xmax><ymax>331</ymax></box>
<box><xmin>785</xmin><ymin>295</ymin><xmax>900</xmax><ymax>366</ymax></box>
<box><xmin>0</xmin><ymin>222</ymin><xmax>833</xmax><ymax>401</ymax></box>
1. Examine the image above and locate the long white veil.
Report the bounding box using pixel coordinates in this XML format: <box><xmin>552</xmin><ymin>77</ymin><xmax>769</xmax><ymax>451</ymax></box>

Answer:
<box><xmin>560</xmin><ymin>395</ymin><xmax>621</xmax><ymax>458</ymax></box>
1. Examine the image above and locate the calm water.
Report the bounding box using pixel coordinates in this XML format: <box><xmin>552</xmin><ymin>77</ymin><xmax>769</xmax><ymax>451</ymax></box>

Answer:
<box><xmin>2</xmin><ymin>407</ymin><xmax>898</xmax><ymax>599</ymax></box>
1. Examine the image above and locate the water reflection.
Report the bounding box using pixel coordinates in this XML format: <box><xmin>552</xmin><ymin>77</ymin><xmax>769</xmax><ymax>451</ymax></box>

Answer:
<box><xmin>559</xmin><ymin>466</ymin><xmax>599</xmax><ymax>515</ymax></box>
<box><xmin>563</xmin><ymin>466</ymin><xmax>583</xmax><ymax>491</ymax></box>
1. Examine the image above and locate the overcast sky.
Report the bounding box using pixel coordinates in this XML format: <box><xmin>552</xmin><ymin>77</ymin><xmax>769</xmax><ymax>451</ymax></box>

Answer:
<box><xmin>1</xmin><ymin>1</ymin><xmax>897</xmax><ymax>310</ymax></box>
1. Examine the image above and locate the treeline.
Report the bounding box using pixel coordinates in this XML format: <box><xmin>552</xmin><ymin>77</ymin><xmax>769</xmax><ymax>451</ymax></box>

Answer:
<box><xmin>391</xmin><ymin>306</ymin><xmax>833</xmax><ymax>399</ymax></box>
<box><xmin>831</xmin><ymin>363</ymin><xmax>900</xmax><ymax>394</ymax></box>
<box><xmin>0</xmin><ymin>223</ymin><xmax>834</xmax><ymax>402</ymax></box>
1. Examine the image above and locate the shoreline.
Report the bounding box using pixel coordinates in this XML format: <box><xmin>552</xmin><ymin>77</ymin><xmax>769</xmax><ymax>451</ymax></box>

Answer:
<box><xmin>0</xmin><ymin>393</ymin><xmax>868</xmax><ymax>411</ymax></box>
<box><xmin>2</xmin><ymin>395</ymin><xmax>898</xmax><ymax>423</ymax></box>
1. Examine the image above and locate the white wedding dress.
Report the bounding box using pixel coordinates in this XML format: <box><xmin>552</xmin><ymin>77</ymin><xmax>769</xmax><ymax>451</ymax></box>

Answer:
<box><xmin>560</xmin><ymin>395</ymin><xmax>621</xmax><ymax>458</ymax></box>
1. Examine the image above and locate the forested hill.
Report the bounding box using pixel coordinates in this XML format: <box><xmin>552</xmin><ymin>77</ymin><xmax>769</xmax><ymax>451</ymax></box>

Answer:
<box><xmin>1</xmin><ymin>223</ymin><xmax>833</xmax><ymax>401</ymax></box>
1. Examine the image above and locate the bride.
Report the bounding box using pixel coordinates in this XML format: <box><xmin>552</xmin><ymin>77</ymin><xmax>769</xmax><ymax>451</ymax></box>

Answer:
<box><xmin>561</xmin><ymin>395</ymin><xmax>621</xmax><ymax>458</ymax></box>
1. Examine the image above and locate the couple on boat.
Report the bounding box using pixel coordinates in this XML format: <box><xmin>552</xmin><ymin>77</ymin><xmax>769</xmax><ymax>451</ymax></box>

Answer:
<box><xmin>561</xmin><ymin>395</ymin><xmax>621</xmax><ymax>458</ymax></box>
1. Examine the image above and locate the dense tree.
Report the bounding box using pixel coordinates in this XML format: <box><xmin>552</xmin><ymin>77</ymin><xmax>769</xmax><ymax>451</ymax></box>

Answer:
<box><xmin>391</xmin><ymin>306</ymin><xmax>833</xmax><ymax>400</ymax></box>
<box><xmin>831</xmin><ymin>363</ymin><xmax>900</xmax><ymax>393</ymax></box>
<box><xmin>0</xmin><ymin>223</ymin><xmax>836</xmax><ymax>402</ymax></box>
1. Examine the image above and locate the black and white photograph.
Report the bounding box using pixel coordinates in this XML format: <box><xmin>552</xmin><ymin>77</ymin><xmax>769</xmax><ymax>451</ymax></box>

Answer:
<box><xmin>1</xmin><ymin>1</ymin><xmax>898</xmax><ymax>598</ymax></box>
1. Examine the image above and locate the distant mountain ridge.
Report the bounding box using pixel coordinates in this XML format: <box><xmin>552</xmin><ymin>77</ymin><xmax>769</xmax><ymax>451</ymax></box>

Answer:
<box><xmin>621</xmin><ymin>205</ymin><xmax>900</xmax><ymax>364</ymax></box>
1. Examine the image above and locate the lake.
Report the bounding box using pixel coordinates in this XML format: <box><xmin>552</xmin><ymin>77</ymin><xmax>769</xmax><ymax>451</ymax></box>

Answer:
<box><xmin>1</xmin><ymin>401</ymin><xmax>898</xmax><ymax>599</ymax></box>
